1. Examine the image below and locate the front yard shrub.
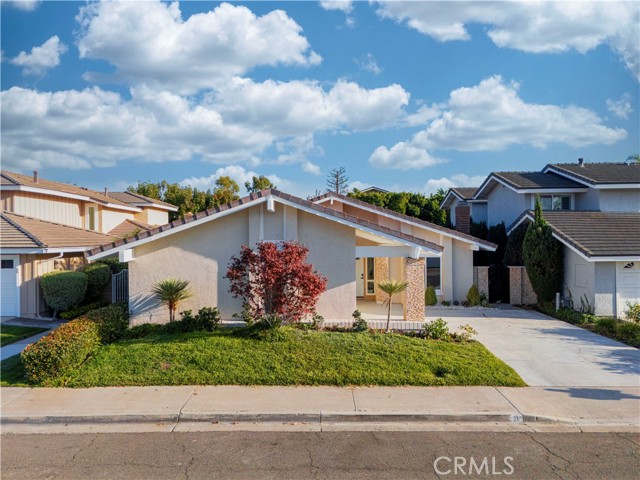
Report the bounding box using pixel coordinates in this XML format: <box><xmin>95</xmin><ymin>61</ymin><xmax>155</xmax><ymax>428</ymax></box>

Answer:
<box><xmin>441</xmin><ymin>300</ymin><xmax>451</xmax><ymax>307</ymax></box>
<box><xmin>523</xmin><ymin>197</ymin><xmax>563</xmax><ymax>303</ymax></box>
<box><xmin>615</xmin><ymin>322</ymin><xmax>640</xmax><ymax>347</ymax></box>
<box><xmin>504</xmin><ymin>223</ymin><xmax>527</xmax><ymax>266</ymax></box>
<box><xmin>625</xmin><ymin>302</ymin><xmax>640</xmax><ymax>323</ymax></box>
<box><xmin>21</xmin><ymin>319</ymin><xmax>101</xmax><ymax>384</ymax></box>
<box><xmin>83</xmin><ymin>303</ymin><xmax>130</xmax><ymax>343</ymax></box>
<box><xmin>425</xmin><ymin>285</ymin><xmax>437</xmax><ymax>306</ymax></box>
<box><xmin>151</xmin><ymin>278</ymin><xmax>193</xmax><ymax>322</ymax></box>
<box><xmin>83</xmin><ymin>263</ymin><xmax>111</xmax><ymax>300</ymax></box>
<box><xmin>466</xmin><ymin>285</ymin><xmax>482</xmax><ymax>306</ymax></box>
<box><xmin>452</xmin><ymin>324</ymin><xmax>478</xmax><ymax>342</ymax></box>
<box><xmin>592</xmin><ymin>318</ymin><xmax>617</xmax><ymax>337</ymax></box>
<box><xmin>60</xmin><ymin>300</ymin><xmax>109</xmax><ymax>320</ymax></box>
<box><xmin>225</xmin><ymin>241</ymin><xmax>327</xmax><ymax>324</ymax></box>
<box><xmin>352</xmin><ymin>310</ymin><xmax>368</xmax><ymax>332</ymax></box>
<box><xmin>176</xmin><ymin>307</ymin><xmax>221</xmax><ymax>333</ymax></box>
<box><xmin>423</xmin><ymin>318</ymin><xmax>450</xmax><ymax>340</ymax></box>
<box><xmin>96</xmin><ymin>258</ymin><xmax>128</xmax><ymax>274</ymax></box>
<box><xmin>41</xmin><ymin>270</ymin><xmax>88</xmax><ymax>317</ymax></box>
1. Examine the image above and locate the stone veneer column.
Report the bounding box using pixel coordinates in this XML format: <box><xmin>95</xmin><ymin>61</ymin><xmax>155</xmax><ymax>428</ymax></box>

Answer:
<box><xmin>473</xmin><ymin>266</ymin><xmax>489</xmax><ymax>299</ymax></box>
<box><xmin>374</xmin><ymin>257</ymin><xmax>390</xmax><ymax>302</ymax></box>
<box><xmin>508</xmin><ymin>266</ymin><xmax>523</xmax><ymax>305</ymax></box>
<box><xmin>404</xmin><ymin>257</ymin><xmax>425</xmax><ymax>321</ymax></box>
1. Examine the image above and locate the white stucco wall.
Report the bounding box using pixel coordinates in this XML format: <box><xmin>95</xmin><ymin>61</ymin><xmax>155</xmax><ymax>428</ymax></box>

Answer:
<box><xmin>486</xmin><ymin>184</ymin><xmax>528</xmax><ymax>227</ymax></box>
<box><xmin>575</xmin><ymin>188</ymin><xmax>600</xmax><ymax>210</ymax></box>
<box><xmin>598</xmin><ymin>189</ymin><xmax>640</xmax><ymax>212</ymax></box>
<box><xmin>594</xmin><ymin>262</ymin><xmax>616</xmax><ymax>317</ymax></box>
<box><xmin>563</xmin><ymin>246</ymin><xmax>595</xmax><ymax>312</ymax></box>
<box><xmin>101</xmin><ymin>208</ymin><xmax>134</xmax><ymax>234</ymax></box>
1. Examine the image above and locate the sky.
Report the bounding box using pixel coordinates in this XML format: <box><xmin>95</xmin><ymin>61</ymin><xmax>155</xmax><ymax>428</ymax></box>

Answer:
<box><xmin>1</xmin><ymin>0</ymin><xmax>639</xmax><ymax>197</ymax></box>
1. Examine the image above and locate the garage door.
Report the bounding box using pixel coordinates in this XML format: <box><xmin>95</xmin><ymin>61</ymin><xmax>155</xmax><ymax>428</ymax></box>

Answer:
<box><xmin>1</xmin><ymin>256</ymin><xmax>19</xmax><ymax>317</ymax></box>
<box><xmin>617</xmin><ymin>261</ymin><xmax>640</xmax><ymax>319</ymax></box>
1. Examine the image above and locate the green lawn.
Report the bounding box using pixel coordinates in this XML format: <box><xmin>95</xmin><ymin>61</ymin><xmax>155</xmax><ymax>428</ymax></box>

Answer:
<box><xmin>9</xmin><ymin>327</ymin><xmax>524</xmax><ymax>388</ymax></box>
<box><xmin>0</xmin><ymin>325</ymin><xmax>48</xmax><ymax>347</ymax></box>
<box><xmin>0</xmin><ymin>355</ymin><xmax>29</xmax><ymax>387</ymax></box>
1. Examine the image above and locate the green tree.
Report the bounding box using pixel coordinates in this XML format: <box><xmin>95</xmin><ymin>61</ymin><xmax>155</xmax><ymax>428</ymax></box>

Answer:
<box><xmin>504</xmin><ymin>223</ymin><xmax>528</xmax><ymax>266</ymax></box>
<box><xmin>213</xmin><ymin>176</ymin><xmax>240</xmax><ymax>205</ymax></box>
<box><xmin>377</xmin><ymin>280</ymin><xmax>408</xmax><ymax>332</ymax></box>
<box><xmin>627</xmin><ymin>154</ymin><xmax>640</xmax><ymax>165</ymax></box>
<box><xmin>245</xmin><ymin>175</ymin><xmax>276</xmax><ymax>194</ymax></box>
<box><xmin>523</xmin><ymin>197</ymin><xmax>564</xmax><ymax>304</ymax></box>
<box><xmin>151</xmin><ymin>278</ymin><xmax>193</xmax><ymax>322</ymax></box>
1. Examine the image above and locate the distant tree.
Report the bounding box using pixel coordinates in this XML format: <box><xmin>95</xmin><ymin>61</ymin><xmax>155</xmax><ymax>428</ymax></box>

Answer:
<box><xmin>245</xmin><ymin>175</ymin><xmax>276</xmax><ymax>194</ymax></box>
<box><xmin>627</xmin><ymin>154</ymin><xmax>640</xmax><ymax>165</ymax></box>
<box><xmin>523</xmin><ymin>197</ymin><xmax>564</xmax><ymax>304</ymax></box>
<box><xmin>212</xmin><ymin>176</ymin><xmax>240</xmax><ymax>205</ymax></box>
<box><xmin>326</xmin><ymin>166</ymin><xmax>349</xmax><ymax>194</ymax></box>
<box><xmin>348</xmin><ymin>189</ymin><xmax>447</xmax><ymax>226</ymax></box>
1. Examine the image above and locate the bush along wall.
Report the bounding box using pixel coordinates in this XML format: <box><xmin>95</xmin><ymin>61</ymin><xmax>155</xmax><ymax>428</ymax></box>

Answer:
<box><xmin>83</xmin><ymin>263</ymin><xmax>111</xmax><ymax>301</ymax></box>
<box><xmin>40</xmin><ymin>271</ymin><xmax>88</xmax><ymax>317</ymax></box>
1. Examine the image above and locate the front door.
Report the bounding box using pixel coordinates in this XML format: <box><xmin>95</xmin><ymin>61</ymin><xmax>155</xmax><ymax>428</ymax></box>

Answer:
<box><xmin>356</xmin><ymin>258</ymin><xmax>364</xmax><ymax>297</ymax></box>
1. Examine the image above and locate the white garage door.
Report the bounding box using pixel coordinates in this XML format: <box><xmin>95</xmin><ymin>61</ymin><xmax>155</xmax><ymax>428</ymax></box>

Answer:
<box><xmin>1</xmin><ymin>256</ymin><xmax>19</xmax><ymax>317</ymax></box>
<box><xmin>617</xmin><ymin>261</ymin><xmax>640</xmax><ymax>319</ymax></box>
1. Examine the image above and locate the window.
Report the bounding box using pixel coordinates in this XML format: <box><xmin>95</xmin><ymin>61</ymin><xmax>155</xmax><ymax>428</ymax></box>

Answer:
<box><xmin>1</xmin><ymin>259</ymin><xmax>14</xmax><ymax>269</ymax></box>
<box><xmin>538</xmin><ymin>195</ymin><xmax>571</xmax><ymax>211</ymax></box>
<box><xmin>425</xmin><ymin>257</ymin><xmax>441</xmax><ymax>291</ymax></box>
<box><xmin>87</xmin><ymin>206</ymin><xmax>96</xmax><ymax>231</ymax></box>
<box><xmin>366</xmin><ymin>257</ymin><xmax>375</xmax><ymax>294</ymax></box>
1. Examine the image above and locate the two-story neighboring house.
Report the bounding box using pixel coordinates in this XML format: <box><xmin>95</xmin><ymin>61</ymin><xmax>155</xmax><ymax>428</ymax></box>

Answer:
<box><xmin>441</xmin><ymin>160</ymin><xmax>640</xmax><ymax>318</ymax></box>
<box><xmin>0</xmin><ymin>170</ymin><xmax>177</xmax><ymax>318</ymax></box>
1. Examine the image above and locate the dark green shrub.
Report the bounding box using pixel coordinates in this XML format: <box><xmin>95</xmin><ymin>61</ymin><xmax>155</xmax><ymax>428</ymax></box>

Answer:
<box><xmin>466</xmin><ymin>285</ymin><xmax>482</xmax><ymax>306</ymax></box>
<box><xmin>504</xmin><ymin>223</ymin><xmax>527</xmax><ymax>266</ymax></box>
<box><xmin>40</xmin><ymin>270</ymin><xmax>88</xmax><ymax>317</ymax></box>
<box><xmin>96</xmin><ymin>258</ymin><xmax>128</xmax><ymax>274</ymax></box>
<box><xmin>423</xmin><ymin>318</ymin><xmax>450</xmax><ymax>340</ymax></box>
<box><xmin>352</xmin><ymin>310</ymin><xmax>368</xmax><ymax>332</ymax></box>
<box><xmin>21</xmin><ymin>319</ymin><xmax>101</xmax><ymax>384</ymax></box>
<box><xmin>125</xmin><ymin>323</ymin><xmax>165</xmax><ymax>339</ymax></box>
<box><xmin>616</xmin><ymin>322</ymin><xmax>640</xmax><ymax>347</ymax></box>
<box><xmin>310</xmin><ymin>312</ymin><xmax>324</xmax><ymax>330</ymax></box>
<box><xmin>487</xmin><ymin>222</ymin><xmax>508</xmax><ymax>264</ymax></box>
<box><xmin>83</xmin><ymin>263</ymin><xmax>111</xmax><ymax>300</ymax></box>
<box><xmin>523</xmin><ymin>198</ymin><xmax>563</xmax><ymax>303</ymax></box>
<box><xmin>60</xmin><ymin>301</ymin><xmax>109</xmax><ymax>320</ymax></box>
<box><xmin>470</xmin><ymin>221</ymin><xmax>488</xmax><ymax>240</ymax></box>
<box><xmin>177</xmin><ymin>307</ymin><xmax>221</xmax><ymax>333</ymax></box>
<box><xmin>83</xmin><ymin>304</ymin><xmax>129</xmax><ymax>343</ymax></box>
<box><xmin>625</xmin><ymin>302</ymin><xmax>640</xmax><ymax>324</ymax></box>
<box><xmin>441</xmin><ymin>300</ymin><xmax>451</xmax><ymax>307</ymax></box>
<box><xmin>425</xmin><ymin>285</ymin><xmax>437</xmax><ymax>306</ymax></box>
<box><xmin>593</xmin><ymin>318</ymin><xmax>617</xmax><ymax>337</ymax></box>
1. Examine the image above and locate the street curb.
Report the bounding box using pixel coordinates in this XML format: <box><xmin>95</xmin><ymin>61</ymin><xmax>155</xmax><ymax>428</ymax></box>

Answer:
<box><xmin>0</xmin><ymin>412</ymin><xmax>558</xmax><ymax>425</ymax></box>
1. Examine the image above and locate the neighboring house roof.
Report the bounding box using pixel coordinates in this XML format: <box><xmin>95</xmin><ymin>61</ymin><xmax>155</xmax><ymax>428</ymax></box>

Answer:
<box><xmin>106</xmin><ymin>191</ymin><xmax>178</xmax><ymax>211</ymax></box>
<box><xmin>87</xmin><ymin>189</ymin><xmax>449</xmax><ymax>260</ymax></box>
<box><xmin>543</xmin><ymin>162</ymin><xmax>640</xmax><ymax>187</ymax></box>
<box><xmin>1</xmin><ymin>211</ymin><xmax>114</xmax><ymax>251</ymax></box>
<box><xmin>358</xmin><ymin>186</ymin><xmax>390</xmax><ymax>194</ymax></box>
<box><xmin>474</xmin><ymin>171</ymin><xmax>586</xmax><ymax>199</ymax></box>
<box><xmin>439</xmin><ymin>187</ymin><xmax>481</xmax><ymax>209</ymax></box>
<box><xmin>108</xmin><ymin>219</ymin><xmax>155</xmax><ymax>239</ymax></box>
<box><xmin>0</xmin><ymin>171</ymin><xmax>140</xmax><ymax>213</ymax></box>
<box><xmin>509</xmin><ymin>210</ymin><xmax>640</xmax><ymax>260</ymax></box>
<box><xmin>312</xmin><ymin>191</ymin><xmax>497</xmax><ymax>251</ymax></box>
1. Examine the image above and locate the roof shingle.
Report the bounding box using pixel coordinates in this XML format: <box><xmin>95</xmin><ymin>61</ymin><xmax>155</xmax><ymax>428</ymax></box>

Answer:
<box><xmin>106</xmin><ymin>191</ymin><xmax>177</xmax><ymax>210</ymax></box>
<box><xmin>546</xmin><ymin>162</ymin><xmax>640</xmax><ymax>185</ymax></box>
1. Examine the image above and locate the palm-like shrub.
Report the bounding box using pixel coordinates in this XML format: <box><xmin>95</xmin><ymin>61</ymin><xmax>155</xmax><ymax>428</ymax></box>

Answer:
<box><xmin>377</xmin><ymin>280</ymin><xmax>408</xmax><ymax>332</ymax></box>
<box><xmin>151</xmin><ymin>278</ymin><xmax>193</xmax><ymax>322</ymax></box>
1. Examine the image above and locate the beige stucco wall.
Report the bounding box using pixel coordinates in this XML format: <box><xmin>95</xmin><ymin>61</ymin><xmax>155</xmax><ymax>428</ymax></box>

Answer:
<box><xmin>101</xmin><ymin>207</ymin><xmax>134</xmax><ymax>234</ymax></box>
<box><xmin>452</xmin><ymin>240</ymin><xmax>474</xmax><ymax>302</ymax></box>
<box><xmin>7</xmin><ymin>192</ymin><xmax>82</xmax><ymax>228</ymax></box>
<box><xmin>127</xmin><ymin>203</ymin><xmax>357</xmax><ymax>324</ymax></box>
<box><xmin>135</xmin><ymin>207</ymin><xmax>170</xmax><ymax>226</ymax></box>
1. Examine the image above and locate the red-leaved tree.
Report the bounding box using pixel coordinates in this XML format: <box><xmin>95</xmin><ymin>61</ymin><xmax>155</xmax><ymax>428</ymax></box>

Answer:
<box><xmin>225</xmin><ymin>241</ymin><xmax>328</xmax><ymax>323</ymax></box>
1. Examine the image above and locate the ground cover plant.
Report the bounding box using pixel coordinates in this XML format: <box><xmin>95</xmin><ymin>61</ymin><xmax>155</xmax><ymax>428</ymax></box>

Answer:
<box><xmin>0</xmin><ymin>326</ymin><xmax>48</xmax><ymax>347</ymax></box>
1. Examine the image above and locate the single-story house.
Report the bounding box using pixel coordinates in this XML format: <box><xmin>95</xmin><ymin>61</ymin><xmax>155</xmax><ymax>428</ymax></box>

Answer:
<box><xmin>86</xmin><ymin>190</ymin><xmax>496</xmax><ymax>324</ymax></box>
<box><xmin>509</xmin><ymin>210</ymin><xmax>640</xmax><ymax>318</ymax></box>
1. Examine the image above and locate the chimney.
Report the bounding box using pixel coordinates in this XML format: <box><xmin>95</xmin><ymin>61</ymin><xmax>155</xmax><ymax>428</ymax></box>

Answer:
<box><xmin>454</xmin><ymin>204</ymin><xmax>471</xmax><ymax>235</ymax></box>
<box><xmin>33</xmin><ymin>170</ymin><xmax>38</xmax><ymax>183</ymax></box>
<box><xmin>578</xmin><ymin>158</ymin><xmax>584</xmax><ymax>166</ymax></box>
<box><xmin>104</xmin><ymin>187</ymin><xmax>108</xmax><ymax>195</ymax></box>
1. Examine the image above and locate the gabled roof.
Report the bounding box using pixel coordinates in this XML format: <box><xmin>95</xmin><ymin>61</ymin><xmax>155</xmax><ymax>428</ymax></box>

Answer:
<box><xmin>440</xmin><ymin>187</ymin><xmax>481</xmax><ymax>209</ymax></box>
<box><xmin>474</xmin><ymin>171</ymin><xmax>586</xmax><ymax>199</ymax></box>
<box><xmin>311</xmin><ymin>191</ymin><xmax>497</xmax><ymax>251</ymax></box>
<box><xmin>86</xmin><ymin>189</ymin><xmax>446</xmax><ymax>260</ymax></box>
<box><xmin>358</xmin><ymin>186</ymin><xmax>390</xmax><ymax>194</ymax></box>
<box><xmin>509</xmin><ymin>210</ymin><xmax>640</xmax><ymax>261</ymax></box>
<box><xmin>0</xmin><ymin>171</ymin><xmax>140</xmax><ymax>213</ymax></box>
<box><xmin>543</xmin><ymin>162</ymin><xmax>640</xmax><ymax>187</ymax></box>
<box><xmin>108</xmin><ymin>219</ymin><xmax>155</xmax><ymax>239</ymax></box>
<box><xmin>1</xmin><ymin>211</ymin><xmax>114</xmax><ymax>251</ymax></box>
<box><xmin>106</xmin><ymin>191</ymin><xmax>178</xmax><ymax>211</ymax></box>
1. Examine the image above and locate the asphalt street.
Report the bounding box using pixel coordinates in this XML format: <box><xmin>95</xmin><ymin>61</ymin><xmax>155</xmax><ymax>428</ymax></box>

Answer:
<box><xmin>2</xmin><ymin>431</ymin><xmax>638</xmax><ymax>479</ymax></box>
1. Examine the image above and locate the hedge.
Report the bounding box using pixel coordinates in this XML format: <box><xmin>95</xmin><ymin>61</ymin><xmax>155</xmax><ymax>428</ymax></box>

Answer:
<box><xmin>21</xmin><ymin>319</ymin><xmax>101</xmax><ymax>385</ymax></box>
<box><xmin>83</xmin><ymin>263</ymin><xmax>111</xmax><ymax>300</ymax></box>
<box><xmin>60</xmin><ymin>300</ymin><xmax>109</xmax><ymax>320</ymax></box>
<box><xmin>40</xmin><ymin>271</ymin><xmax>87</xmax><ymax>316</ymax></box>
<box><xmin>83</xmin><ymin>303</ymin><xmax>130</xmax><ymax>343</ymax></box>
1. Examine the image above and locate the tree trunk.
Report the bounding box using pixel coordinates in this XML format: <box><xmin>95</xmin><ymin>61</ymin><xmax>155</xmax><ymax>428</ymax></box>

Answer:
<box><xmin>386</xmin><ymin>299</ymin><xmax>392</xmax><ymax>332</ymax></box>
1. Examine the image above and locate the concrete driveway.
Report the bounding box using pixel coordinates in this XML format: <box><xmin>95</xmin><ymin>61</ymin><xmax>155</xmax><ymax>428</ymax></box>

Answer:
<box><xmin>426</xmin><ymin>307</ymin><xmax>640</xmax><ymax>387</ymax></box>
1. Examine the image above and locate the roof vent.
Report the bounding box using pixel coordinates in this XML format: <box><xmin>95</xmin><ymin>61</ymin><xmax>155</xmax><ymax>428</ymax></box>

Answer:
<box><xmin>578</xmin><ymin>158</ymin><xmax>585</xmax><ymax>167</ymax></box>
<box><xmin>33</xmin><ymin>170</ymin><xmax>38</xmax><ymax>183</ymax></box>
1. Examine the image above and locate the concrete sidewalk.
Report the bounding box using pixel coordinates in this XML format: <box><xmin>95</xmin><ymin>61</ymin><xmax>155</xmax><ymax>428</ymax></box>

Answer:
<box><xmin>2</xmin><ymin>385</ymin><xmax>638</xmax><ymax>431</ymax></box>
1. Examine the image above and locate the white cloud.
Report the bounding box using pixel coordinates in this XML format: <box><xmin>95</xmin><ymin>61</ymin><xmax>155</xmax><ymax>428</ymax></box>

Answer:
<box><xmin>404</xmin><ymin>104</ymin><xmax>441</xmax><ymax>126</ymax></box>
<box><xmin>606</xmin><ymin>93</ymin><xmax>633</xmax><ymax>119</ymax></box>
<box><xmin>76</xmin><ymin>1</ymin><xmax>322</xmax><ymax>94</ymax></box>
<box><xmin>369</xmin><ymin>142</ymin><xmax>446</xmax><ymax>170</ymax></box>
<box><xmin>181</xmin><ymin>165</ymin><xmax>288</xmax><ymax>194</ymax></box>
<box><xmin>375</xmin><ymin>1</ymin><xmax>640</xmax><ymax>81</ymax></box>
<box><xmin>371</xmin><ymin>76</ymin><xmax>627</xmax><ymax>169</ymax></box>
<box><xmin>348</xmin><ymin>180</ymin><xmax>371</xmax><ymax>191</ymax></box>
<box><xmin>5</xmin><ymin>1</ymin><xmax>40</xmax><ymax>12</ymax></box>
<box><xmin>356</xmin><ymin>53</ymin><xmax>382</xmax><ymax>75</ymax></box>
<box><xmin>302</xmin><ymin>162</ymin><xmax>322</xmax><ymax>176</ymax></box>
<box><xmin>319</xmin><ymin>1</ymin><xmax>353</xmax><ymax>13</ymax></box>
<box><xmin>10</xmin><ymin>36</ymin><xmax>67</xmax><ymax>76</ymax></box>
<box><xmin>423</xmin><ymin>174</ymin><xmax>487</xmax><ymax>195</ymax></box>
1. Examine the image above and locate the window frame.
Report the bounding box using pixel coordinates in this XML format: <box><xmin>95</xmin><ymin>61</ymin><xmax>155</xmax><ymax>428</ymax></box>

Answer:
<box><xmin>531</xmin><ymin>194</ymin><xmax>573</xmax><ymax>211</ymax></box>
<box><xmin>86</xmin><ymin>204</ymin><xmax>98</xmax><ymax>231</ymax></box>
<box><xmin>425</xmin><ymin>256</ymin><xmax>442</xmax><ymax>295</ymax></box>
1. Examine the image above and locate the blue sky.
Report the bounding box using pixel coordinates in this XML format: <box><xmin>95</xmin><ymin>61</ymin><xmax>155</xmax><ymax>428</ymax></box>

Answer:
<box><xmin>2</xmin><ymin>1</ymin><xmax>639</xmax><ymax>197</ymax></box>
